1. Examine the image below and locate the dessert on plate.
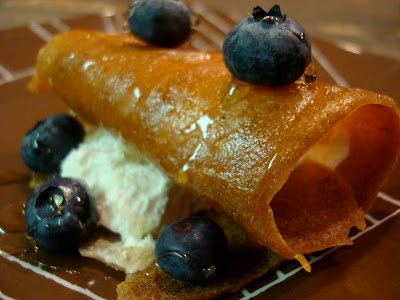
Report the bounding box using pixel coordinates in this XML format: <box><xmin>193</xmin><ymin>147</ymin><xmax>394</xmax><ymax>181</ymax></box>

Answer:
<box><xmin>21</xmin><ymin>2</ymin><xmax>400</xmax><ymax>299</ymax></box>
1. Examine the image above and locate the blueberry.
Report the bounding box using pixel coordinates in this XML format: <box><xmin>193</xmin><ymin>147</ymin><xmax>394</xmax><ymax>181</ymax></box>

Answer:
<box><xmin>21</xmin><ymin>114</ymin><xmax>85</xmax><ymax>173</ymax></box>
<box><xmin>25</xmin><ymin>177</ymin><xmax>97</xmax><ymax>252</ymax></box>
<box><xmin>127</xmin><ymin>0</ymin><xmax>194</xmax><ymax>47</ymax></box>
<box><xmin>155</xmin><ymin>216</ymin><xmax>228</xmax><ymax>282</ymax></box>
<box><xmin>222</xmin><ymin>5</ymin><xmax>312</xmax><ymax>86</ymax></box>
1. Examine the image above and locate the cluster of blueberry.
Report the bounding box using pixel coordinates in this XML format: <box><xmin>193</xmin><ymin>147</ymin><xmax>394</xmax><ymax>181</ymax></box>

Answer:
<box><xmin>21</xmin><ymin>115</ymin><xmax>96</xmax><ymax>251</ymax></box>
<box><xmin>127</xmin><ymin>1</ymin><xmax>311</xmax><ymax>86</ymax></box>
<box><xmin>21</xmin><ymin>113</ymin><xmax>228</xmax><ymax>281</ymax></box>
<box><xmin>21</xmin><ymin>0</ymin><xmax>313</xmax><ymax>283</ymax></box>
<box><xmin>127</xmin><ymin>0</ymin><xmax>311</xmax><ymax>281</ymax></box>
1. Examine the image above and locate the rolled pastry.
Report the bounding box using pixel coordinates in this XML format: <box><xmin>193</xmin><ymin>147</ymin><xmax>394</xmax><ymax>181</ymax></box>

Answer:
<box><xmin>30</xmin><ymin>30</ymin><xmax>400</xmax><ymax>272</ymax></box>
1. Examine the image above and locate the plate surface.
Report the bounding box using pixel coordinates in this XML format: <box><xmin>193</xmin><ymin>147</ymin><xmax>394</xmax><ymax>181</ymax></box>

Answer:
<box><xmin>0</xmin><ymin>6</ymin><xmax>400</xmax><ymax>300</ymax></box>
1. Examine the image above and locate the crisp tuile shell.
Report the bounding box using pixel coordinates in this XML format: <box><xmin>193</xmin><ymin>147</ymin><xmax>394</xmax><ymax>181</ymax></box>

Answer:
<box><xmin>29</xmin><ymin>30</ymin><xmax>400</xmax><ymax>277</ymax></box>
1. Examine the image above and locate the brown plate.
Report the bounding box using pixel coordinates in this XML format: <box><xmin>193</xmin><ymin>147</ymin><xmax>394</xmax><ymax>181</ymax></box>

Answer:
<box><xmin>0</xmin><ymin>5</ymin><xmax>399</xmax><ymax>300</ymax></box>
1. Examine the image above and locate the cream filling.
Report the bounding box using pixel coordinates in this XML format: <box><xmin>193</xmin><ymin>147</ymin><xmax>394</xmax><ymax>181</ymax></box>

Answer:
<box><xmin>61</xmin><ymin>127</ymin><xmax>170</xmax><ymax>274</ymax></box>
<box><xmin>297</xmin><ymin>122</ymin><xmax>350</xmax><ymax>170</ymax></box>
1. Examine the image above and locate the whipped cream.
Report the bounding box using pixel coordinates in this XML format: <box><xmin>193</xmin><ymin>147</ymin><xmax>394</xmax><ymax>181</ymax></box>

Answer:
<box><xmin>61</xmin><ymin>127</ymin><xmax>170</xmax><ymax>273</ymax></box>
<box><xmin>297</xmin><ymin>122</ymin><xmax>350</xmax><ymax>170</ymax></box>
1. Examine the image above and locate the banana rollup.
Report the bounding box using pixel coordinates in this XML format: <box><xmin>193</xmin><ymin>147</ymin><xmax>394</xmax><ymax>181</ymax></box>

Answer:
<box><xmin>30</xmin><ymin>30</ymin><xmax>400</xmax><ymax>272</ymax></box>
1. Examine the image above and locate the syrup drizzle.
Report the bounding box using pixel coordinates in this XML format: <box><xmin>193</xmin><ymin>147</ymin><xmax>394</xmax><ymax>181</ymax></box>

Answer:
<box><xmin>303</xmin><ymin>61</ymin><xmax>317</xmax><ymax>84</ymax></box>
<box><xmin>0</xmin><ymin>249</ymin><xmax>108</xmax><ymax>300</ymax></box>
<box><xmin>0</xmin><ymin>170</ymin><xmax>29</xmax><ymax>185</ymax></box>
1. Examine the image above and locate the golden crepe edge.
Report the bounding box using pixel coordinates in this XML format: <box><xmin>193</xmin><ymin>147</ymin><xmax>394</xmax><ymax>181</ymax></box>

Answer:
<box><xmin>29</xmin><ymin>29</ymin><xmax>400</xmax><ymax>276</ymax></box>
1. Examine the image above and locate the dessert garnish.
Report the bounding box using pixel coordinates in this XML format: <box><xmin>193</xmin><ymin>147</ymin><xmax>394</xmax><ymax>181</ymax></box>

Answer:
<box><xmin>25</xmin><ymin>177</ymin><xmax>97</xmax><ymax>252</ymax></box>
<box><xmin>222</xmin><ymin>5</ymin><xmax>312</xmax><ymax>86</ymax></box>
<box><xmin>21</xmin><ymin>114</ymin><xmax>85</xmax><ymax>173</ymax></box>
<box><xmin>155</xmin><ymin>216</ymin><xmax>228</xmax><ymax>282</ymax></box>
<box><xmin>127</xmin><ymin>0</ymin><xmax>195</xmax><ymax>47</ymax></box>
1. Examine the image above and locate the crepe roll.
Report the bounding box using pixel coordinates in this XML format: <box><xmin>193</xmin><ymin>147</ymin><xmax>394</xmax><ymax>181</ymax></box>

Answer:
<box><xmin>29</xmin><ymin>30</ymin><xmax>400</xmax><ymax>271</ymax></box>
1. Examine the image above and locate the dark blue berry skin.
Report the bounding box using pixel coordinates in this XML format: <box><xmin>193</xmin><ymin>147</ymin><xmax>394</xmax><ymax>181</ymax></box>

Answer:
<box><xmin>222</xmin><ymin>5</ymin><xmax>311</xmax><ymax>87</ymax></box>
<box><xmin>25</xmin><ymin>177</ymin><xmax>97</xmax><ymax>252</ymax></box>
<box><xmin>155</xmin><ymin>216</ymin><xmax>228</xmax><ymax>282</ymax></box>
<box><xmin>21</xmin><ymin>114</ymin><xmax>85</xmax><ymax>173</ymax></box>
<box><xmin>127</xmin><ymin>0</ymin><xmax>194</xmax><ymax>48</ymax></box>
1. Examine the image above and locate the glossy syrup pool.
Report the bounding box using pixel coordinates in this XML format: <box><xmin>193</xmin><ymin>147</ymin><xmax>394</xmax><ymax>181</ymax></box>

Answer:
<box><xmin>302</xmin><ymin>62</ymin><xmax>317</xmax><ymax>84</ymax></box>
